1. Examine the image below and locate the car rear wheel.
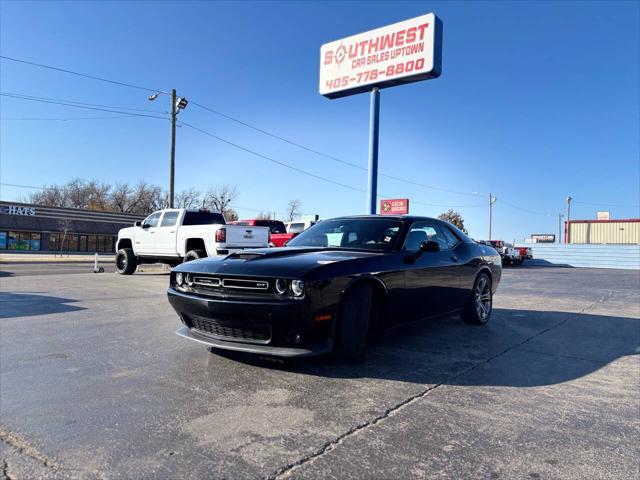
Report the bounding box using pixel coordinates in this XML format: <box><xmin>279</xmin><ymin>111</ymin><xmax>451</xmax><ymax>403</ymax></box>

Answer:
<box><xmin>184</xmin><ymin>249</ymin><xmax>206</xmax><ymax>262</ymax></box>
<box><xmin>461</xmin><ymin>273</ymin><xmax>492</xmax><ymax>325</ymax></box>
<box><xmin>335</xmin><ymin>283</ymin><xmax>372</xmax><ymax>364</ymax></box>
<box><xmin>115</xmin><ymin>248</ymin><xmax>137</xmax><ymax>275</ymax></box>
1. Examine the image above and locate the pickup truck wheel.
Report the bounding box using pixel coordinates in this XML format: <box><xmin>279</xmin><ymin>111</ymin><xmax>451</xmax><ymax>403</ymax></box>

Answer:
<box><xmin>461</xmin><ymin>273</ymin><xmax>492</xmax><ymax>325</ymax></box>
<box><xmin>334</xmin><ymin>283</ymin><xmax>372</xmax><ymax>364</ymax></box>
<box><xmin>115</xmin><ymin>248</ymin><xmax>137</xmax><ymax>275</ymax></box>
<box><xmin>184</xmin><ymin>249</ymin><xmax>206</xmax><ymax>262</ymax></box>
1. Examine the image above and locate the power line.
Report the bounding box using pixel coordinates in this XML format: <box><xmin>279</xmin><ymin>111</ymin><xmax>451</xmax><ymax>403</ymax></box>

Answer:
<box><xmin>498</xmin><ymin>198</ymin><xmax>552</xmax><ymax>216</ymax></box>
<box><xmin>180</xmin><ymin>120</ymin><xmax>485</xmax><ymax>209</ymax></box>
<box><xmin>1</xmin><ymin>115</ymin><xmax>143</xmax><ymax>121</ymax></box>
<box><xmin>1</xmin><ymin>92</ymin><xmax>169</xmax><ymax>121</ymax></box>
<box><xmin>1</xmin><ymin>91</ymin><xmax>167</xmax><ymax>114</ymax></box>
<box><xmin>0</xmin><ymin>55</ymin><xmax>166</xmax><ymax>94</ymax></box>
<box><xmin>573</xmin><ymin>200</ymin><xmax>640</xmax><ymax>208</ymax></box>
<box><xmin>2</xmin><ymin>55</ymin><xmax>482</xmax><ymax>198</ymax></box>
<box><xmin>191</xmin><ymin>100</ymin><xmax>482</xmax><ymax>197</ymax></box>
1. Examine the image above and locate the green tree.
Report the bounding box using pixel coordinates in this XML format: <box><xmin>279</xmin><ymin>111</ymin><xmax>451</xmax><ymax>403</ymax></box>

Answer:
<box><xmin>438</xmin><ymin>209</ymin><xmax>468</xmax><ymax>234</ymax></box>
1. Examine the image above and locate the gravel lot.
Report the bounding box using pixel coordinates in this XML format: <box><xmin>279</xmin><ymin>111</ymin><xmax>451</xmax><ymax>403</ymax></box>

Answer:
<box><xmin>1</xmin><ymin>264</ymin><xmax>638</xmax><ymax>479</ymax></box>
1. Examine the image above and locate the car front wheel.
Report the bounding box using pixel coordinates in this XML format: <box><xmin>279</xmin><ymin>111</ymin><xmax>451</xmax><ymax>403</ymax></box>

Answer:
<box><xmin>461</xmin><ymin>273</ymin><xmax>492</xmax><ymax>325</ymax></box>
<box><xmin>334</xmin><ymin>283</ymin><xmax>372</xmax><ymax>363</ymax></box>
<box><xmin>115</xmin><ymin>248</ymin><xmax>137</xmax><ymax>275</ymax></box>
<box><xmin>184</xmin><ymin>249</ymin><xmax>206</xmax><ymax>262</ymax></box>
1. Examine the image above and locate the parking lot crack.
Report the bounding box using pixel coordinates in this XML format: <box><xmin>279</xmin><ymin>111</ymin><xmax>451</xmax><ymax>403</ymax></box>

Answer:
<box><xmin>0</xmin><ymin>429</ymin><xmax>60</xmax><ymax>472</ymax></box>
<box><xmin>267</xmin><ymin>293</ymin><xmax>613</xmax><ymax>480</ymax></box>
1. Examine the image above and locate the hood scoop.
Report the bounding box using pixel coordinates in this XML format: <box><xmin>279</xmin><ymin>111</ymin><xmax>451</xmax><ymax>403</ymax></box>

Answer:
<box><xmin>225</xmin><ymin>252</ymin><xmax>266</xmax><ymax>260</ymax></box>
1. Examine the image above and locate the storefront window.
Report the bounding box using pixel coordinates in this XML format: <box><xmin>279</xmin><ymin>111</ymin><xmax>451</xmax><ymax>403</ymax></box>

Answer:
<box><xmin>30</xmin><ymin>233</ymin><xmax>41</xmax><ymax>251</ymax></box>
<box><xmin>88</xmin><ymin>235</ymin><xmax>97</xmax><ymax>252</ymax></box>
<box><xmin>79</xmin><ymin>235</ymin><xmax>87</xmax><ymax>252</ymax></box>
<box><xmin>0</xmin><ymin>231</ymin><xmax>7</xmax><ymax>249</ymax></box>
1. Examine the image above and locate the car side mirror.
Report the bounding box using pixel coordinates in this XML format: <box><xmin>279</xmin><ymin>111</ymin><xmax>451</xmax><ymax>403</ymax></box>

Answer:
<box><xmin>134</xmin><ymin>221</ymin><xmax>142</xmax><ymax>227</ymax></box>
<box><xmin>420</xmin><ymin>240</ymin><xmax>440</xmax><ymax>253</ymax></box>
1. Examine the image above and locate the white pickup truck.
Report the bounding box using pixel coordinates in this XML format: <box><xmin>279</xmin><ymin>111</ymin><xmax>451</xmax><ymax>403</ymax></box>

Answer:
<box><xmin>115</xmin><ymin>208</ymin><xmax>269</xmax><ymax>274</ymax></box>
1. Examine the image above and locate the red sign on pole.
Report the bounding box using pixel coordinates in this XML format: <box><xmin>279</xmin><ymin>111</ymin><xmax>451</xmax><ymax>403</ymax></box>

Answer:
<box><xmin>380</xmin><ymin>198</ymin><xmax>409</xmax><ymax>215</ymax></box>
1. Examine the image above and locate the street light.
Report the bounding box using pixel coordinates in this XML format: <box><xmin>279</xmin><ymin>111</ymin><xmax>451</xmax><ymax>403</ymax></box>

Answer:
<box><xmin>566</xmin><ymin>196</ymin><xmax>573</xmax><ymax>244</ymax></box>
<box><xmin>149</xmin><ymin>89</ymin><xmax>188</xmax><ymax>208</ymax></box>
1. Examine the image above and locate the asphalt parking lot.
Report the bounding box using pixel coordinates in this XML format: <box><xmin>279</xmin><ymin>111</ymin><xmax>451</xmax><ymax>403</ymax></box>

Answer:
<box><xmin>1</xmin><ymin>264</ymin><xmax>638</xmax><ymax>479</ymax></box>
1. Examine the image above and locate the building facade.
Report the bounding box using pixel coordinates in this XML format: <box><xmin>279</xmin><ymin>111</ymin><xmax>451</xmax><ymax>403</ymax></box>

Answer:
<box><xmin>566</xmin><ymin>219</ymin><xmax>640</xmax><ymax>244</ymax></box>
<box><xmin>0</xmin><ymin>201</ymin><xmax>144</xmax><ymax>253</ymax></box>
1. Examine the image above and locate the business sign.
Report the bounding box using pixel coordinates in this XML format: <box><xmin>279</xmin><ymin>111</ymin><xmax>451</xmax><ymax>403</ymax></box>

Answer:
<box><xmin>597</xmin><ymin>211</ymin><xmax>610</xmax><ymax>220</ymax></box>
<box><xmin>0</xmin><ymin>205</ymin><xmax>36</xmax><ymax>216</ymax></box>
<box><xmin>319</xmin><ymin>13</ymin><xmax>443</xmax><ymax>98</ymax></box>
<box><xmin>531</xmin><ymin>234</ymin><xmax>556</xmax><ymax>243</ymax></box>
<box><xmin>380</xmin><ymin>198</ymin><xmax>409</xmax><ymax>215</ymax></box>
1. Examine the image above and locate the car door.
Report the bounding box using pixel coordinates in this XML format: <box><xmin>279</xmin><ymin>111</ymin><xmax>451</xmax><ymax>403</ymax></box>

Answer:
<box><xmin>135</xmin><ymin>211</ymin><xmax>162</xmax><ymax>255</ymax></box>
<box><xmin>155</xmin><ymin>210</ymin><xmax>180</xmax><ymax>257</ymax></box>
<box><xmin>402</xmin><ymin>221</ymin><xmax>461</xmax><ymax>320</ymax></box>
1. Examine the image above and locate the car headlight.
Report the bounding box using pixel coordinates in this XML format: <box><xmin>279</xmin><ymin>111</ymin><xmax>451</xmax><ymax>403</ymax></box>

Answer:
<box><xmin>291</xmin><ymin>279</ymin><xmax>304</xmax><ymax>297</ymax></box>
<box><xmin>176</xmin><ymin>272</ymin><xmax>184</xmax><ymax>286</ymax></box>
<box><xmin>275</xmin><ymin>278</ymin><xmax>287</xmax><ymax>295</ymax></box>
<box><xmin>186</xmin><ymin>273</ymin><xmax>194</xmax><ymax>286</ymax></box>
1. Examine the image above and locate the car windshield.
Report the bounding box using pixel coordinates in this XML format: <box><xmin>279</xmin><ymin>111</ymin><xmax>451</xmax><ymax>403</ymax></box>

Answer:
<box><xmin>286</xmin><ymin>218</ymin><xmax>402</xmax><ymax>251</ymax></box>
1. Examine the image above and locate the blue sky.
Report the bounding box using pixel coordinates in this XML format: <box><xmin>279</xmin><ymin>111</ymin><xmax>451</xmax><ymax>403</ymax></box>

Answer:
<box><xmin>1</xmin><ymin>0</ymin><xmax>638</xmax><ymax>241</ymax></box>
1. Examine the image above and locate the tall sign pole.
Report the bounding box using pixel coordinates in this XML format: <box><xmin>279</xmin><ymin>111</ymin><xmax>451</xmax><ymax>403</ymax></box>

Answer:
<box><xmin>319</xmin><ymin>13</ymin><xmax>442</xmax><ymax>214</ymax></box>
<box><xmin>367</xmin><ymin>88</ymin><xmax>381</xmax><ymax>214</ymax></box>
<box><xmin>558</xmin><ymin>212</ymin><xmax>564</xmax><ymax>243</ymax></box>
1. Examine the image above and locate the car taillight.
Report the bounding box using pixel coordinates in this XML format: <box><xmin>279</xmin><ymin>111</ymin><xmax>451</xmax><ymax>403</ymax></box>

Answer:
<box><xmin>215</xmin><ymin>228</ymin><xmax>226</xmax><ymax>243</ymax></box>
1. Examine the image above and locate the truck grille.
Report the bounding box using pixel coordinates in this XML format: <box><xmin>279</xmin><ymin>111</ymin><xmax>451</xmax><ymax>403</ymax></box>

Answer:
<box><xmin>183</xmin><ymin>313</ymin><xmax>271</xmax><ymax>344</ymax></box>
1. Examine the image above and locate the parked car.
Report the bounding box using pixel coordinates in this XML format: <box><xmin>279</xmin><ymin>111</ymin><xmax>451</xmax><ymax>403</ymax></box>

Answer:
<box><xmin>115</xmin><ymin>209</ymin><xmax>270</xmax><ymax>274</ymax></box>
<box><xmin>477</xmin><ymin>240</ymin><xmax>523</xmax><ymax>265</ymax></box>
<box><xmin>230</xmin><ymin>219</ymin><xmax>294</xmax><ymax>247</ymax></box>
<box><xmin>285</xmin><ymin>219</ymin><xmax>317</xmax><ymax>234</ymax></box>
<box><xmin>168</xmin><ymin>215</ymin><xmax>502</xmax><ymax>362</ymax></box>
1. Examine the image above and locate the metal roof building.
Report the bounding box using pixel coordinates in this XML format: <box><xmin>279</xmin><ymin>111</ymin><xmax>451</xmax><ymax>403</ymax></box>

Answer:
<box><xmin>0</xmin><ymin>201</ymin><xmax>144</xmax><ymax>253</ymax></box>
<box><xmin>566</xmin><ymin>219</ymin><xmax>640</xmax><ymax>244</ymax></box>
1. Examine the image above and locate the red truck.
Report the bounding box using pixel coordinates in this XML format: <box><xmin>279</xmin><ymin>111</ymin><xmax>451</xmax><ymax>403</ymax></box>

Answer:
<box><xmin>230</xmin><ymin>219</ymin><xmax>294</xmax><ymax>247</ymax></box>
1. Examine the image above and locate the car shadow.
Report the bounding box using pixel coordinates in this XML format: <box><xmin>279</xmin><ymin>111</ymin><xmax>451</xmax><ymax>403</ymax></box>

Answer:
<box><xmin>0</xmin><ymin>292</ymin><xmax>86</xmax><ymax>319</ymax></box>
<box><xmin>213</xmin><ymin>308</ymin><xmax>639</xmax><ymax>388</ymax></box>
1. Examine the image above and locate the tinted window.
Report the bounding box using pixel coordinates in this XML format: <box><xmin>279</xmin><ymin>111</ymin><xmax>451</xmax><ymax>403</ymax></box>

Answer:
<box><xmin>256</xmin><ymin>220</ymin><xmax>286</xmax><ymax>234</ymax></box>
<box><xmin>161</xmin><ymin>211</ymin><xmax>179</xmax><ymax>227</ymax></box>
<box><xmin>442</xmin><ymin>226</ymin><xmax>461</xmax><ymax>249</ymax></box>
<box><xmin>182</xmin><ymin>211</ymin><xmax>226</xmax><ymax>226</ymax></box>
<box><xmin>143</xmin><ymin>212</ymin><xmax>162</xmax><ymax>228</ymax></box>
<box><xmin>404</xmin><ymin>222</ymin><xmax>451</xmax><ymax>251</ymax></box>
<box><xmin>288</xmin><ymin>223</ymin><xmax>305</xmax><ymax>234</ymax></box>
<box><xmin>287</xmin><ymin>219</ymin><xmax>402</xmax><ymax>251</ymax></box>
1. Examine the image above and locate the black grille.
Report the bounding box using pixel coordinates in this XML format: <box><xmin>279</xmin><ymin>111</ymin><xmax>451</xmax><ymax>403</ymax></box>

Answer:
<box><xmin>184</xmin><ymin>314</ymin><xmax>271</xmax><ymax>344</ymax></box>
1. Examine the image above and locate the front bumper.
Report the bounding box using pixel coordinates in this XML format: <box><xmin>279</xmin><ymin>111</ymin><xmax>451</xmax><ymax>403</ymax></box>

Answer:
<box><xmin>175</xmin><ymin>325</ymin><xmax>332</xmax><ymax>357</ymax></box>
<box><xmin>167</xmin><ymin>287</ymin><xmax>333</xmax><ymax>357</ymax></box>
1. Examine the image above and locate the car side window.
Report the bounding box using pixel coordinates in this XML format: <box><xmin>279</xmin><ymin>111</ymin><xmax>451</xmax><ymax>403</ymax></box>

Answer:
<box><xmin>404</xmin><ymin>222</ymin><xmax>449</xmax><ymax>251</ymax></box>
<box><xmin>160</xmin><ymin>211</ymin><xmax>179</xmax><ymax>227</ymax></box>
<box><xmin>143</xmin><ymin>212</ymin><xmax>162</xmax><ymax>228</ymax></box>
<box><xmin>442</xmin><ymin>226</ymin><xmax>461</xmax><ymax>249</ymax></box>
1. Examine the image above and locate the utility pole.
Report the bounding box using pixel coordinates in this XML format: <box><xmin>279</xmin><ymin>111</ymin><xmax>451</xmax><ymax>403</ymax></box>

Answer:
<box><xmin>566</xmin><ymin>196</ymin><xmax>572</xmax><ymax>244</ymax></box>
<box><xmin>558</xmin><ymin>212</ymin><xmax>564</xmax><ymax>243</ymax></box>
<box><xmin>169</xmin><ymin>89</ymin><xmax>177</xmax><ymax>208</ymax></box>
<box><xmin>488</xmin><ymin>193</ymin><xmax>496</xmax><ymax>240</ymax></box>
<box><xmin>367</xmin><ymin>88</ymin><xmax>380</xmax><ymax>214</ymax></box>
<box><xmin>148</xmin><ymin>90</ymin><xmax>188</xmax><ymax>209</ymax></box>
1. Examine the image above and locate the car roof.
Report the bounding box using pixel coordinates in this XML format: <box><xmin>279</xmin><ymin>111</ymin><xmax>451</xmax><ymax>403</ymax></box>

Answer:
<box><xmin>327</xmin><ymin>215</ymin><xmax>440</xmax><ymax>222</ymax></box>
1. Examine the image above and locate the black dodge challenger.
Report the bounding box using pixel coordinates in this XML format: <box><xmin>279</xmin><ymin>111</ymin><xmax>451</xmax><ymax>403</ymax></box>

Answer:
<box><xmin>168</xmin><ymin>215</ymin><xmax>501</xmax><ymax>362</ymax></box>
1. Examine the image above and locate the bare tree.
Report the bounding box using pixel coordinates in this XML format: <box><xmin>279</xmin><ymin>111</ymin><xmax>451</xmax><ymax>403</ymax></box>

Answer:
<box><xmin>256</xmin><ymin>211</ymin><xmax>273</xmax><ymax>220</ymax></box>
<box><xmin>438</xmin><ymin>209</ymin><xmax>468</xmax><ymax>234</ymax></box>
<box><xmin>204</xmin><ymin>184</ymin><xmax>239</xmax><ymax>217</ymax></box>
<box><xmin>224</xmin><ymin>209</ymin><xmax>239</xmax><ymax>222</ymax></box>
<box><xmin>175</xmin><ymin>188</ymin><xmax>201</xmax><ymax>209</ymax></box>
<box><xmin>56</xmin><ymin>219</ymin><xmax>74</xmax><ymax>257</ymax></box>
<box><xmin>286</xmin><ymin>199</ymin><xmax>302</xmax><ymax>222</ymax></box>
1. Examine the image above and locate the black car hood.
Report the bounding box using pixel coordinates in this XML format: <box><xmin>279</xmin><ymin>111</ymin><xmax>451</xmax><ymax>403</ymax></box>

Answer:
<box><xmin>174</xmin><ymin>247</ymin><xmax>382</xmax><ymax>277</ymax></box>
